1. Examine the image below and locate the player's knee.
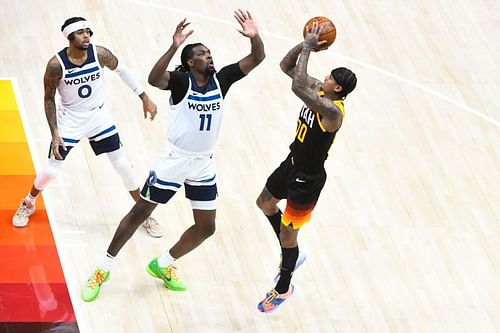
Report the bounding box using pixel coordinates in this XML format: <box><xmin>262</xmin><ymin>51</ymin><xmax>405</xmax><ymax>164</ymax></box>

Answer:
<box><xmin>200</xmin><ymin>221</ymin><xmax>216</xmax><ymax>238</ymax></box>
<box><xmin>256</xmin><ymin>196</ymin><xmax>275</xmax><ymax>215</ymax></box>
<box><xmin>107</xmin><ymin>149</ymin><xmax>139</xmax><ymax>191</ymax></box>
<box><xmin>256</xmin><ymin>194</ymin><xmax>269</xmax><ymax>210</ymax></box>
<box><xmin>256</xmin><ymin>196</ymin><xmax>263</xmax><ymax>209</ymax></box>
<box><xmin>128</xmin><ymin>201</ymin><xmax>155</xmax><ymax>226</ymax></box>
<box><xmin>34</xmin><ymin>158</ymin><xmax>64</xmax><ymax>190</ymax></box>
<box><xmin>279</xmin><ymin>227</ymin><xmax>297</xmax><ymax>248</ymax></box>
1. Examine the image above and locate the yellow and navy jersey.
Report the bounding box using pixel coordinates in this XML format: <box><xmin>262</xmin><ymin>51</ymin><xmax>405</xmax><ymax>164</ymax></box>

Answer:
<box><xmin>289</xmin><ymin>96</ymin><xmax>345</xmax><ymax>174</ymax></box>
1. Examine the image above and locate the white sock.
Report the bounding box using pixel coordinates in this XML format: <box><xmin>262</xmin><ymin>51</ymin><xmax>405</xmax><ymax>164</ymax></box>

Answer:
<box><xmin>97</xmin><ymin>253</ymin><xmax>115</xmax><ymax>272</ymax></box>
<box><xmin>24</xmin><ymin>193</ymin><xmax>37</xmax><ymax>207</ymax></box>
<box><xmin>158</xmin><ymin>250</ymin><xmax>175</xmax><ymax>268</ymax></box>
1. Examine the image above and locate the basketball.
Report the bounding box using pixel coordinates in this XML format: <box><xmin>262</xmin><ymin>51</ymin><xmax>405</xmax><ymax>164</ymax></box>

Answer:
<box><xmin>303</xmin><ymin>16</ymin><xmax>336</xmax><ymax>48</ymax></box>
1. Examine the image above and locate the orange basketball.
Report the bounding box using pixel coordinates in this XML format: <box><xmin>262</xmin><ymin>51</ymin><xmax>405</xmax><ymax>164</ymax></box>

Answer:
<box><xmin>303</xmin><ymin>16</ymin><xmax>336</xmax><ymax>48</ymax></box>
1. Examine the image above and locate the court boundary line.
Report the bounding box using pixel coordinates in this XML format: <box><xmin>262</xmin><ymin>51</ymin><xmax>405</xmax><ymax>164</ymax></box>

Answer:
<box><xmin>6</xmin><ymin>77</ymin><xmax>89</xmax><ymax>333</ymax></box>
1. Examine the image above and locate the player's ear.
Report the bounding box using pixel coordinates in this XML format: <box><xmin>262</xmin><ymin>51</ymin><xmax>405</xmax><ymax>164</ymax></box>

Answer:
<box><xmin>187</xmin><ymin>59</ymin><xmax>194</xmax><ymax>67</ymax></box>
<box><xmin>334</xmin><ymin>84</ymin><xmax>343</xmax><ymax>93</ymax></box>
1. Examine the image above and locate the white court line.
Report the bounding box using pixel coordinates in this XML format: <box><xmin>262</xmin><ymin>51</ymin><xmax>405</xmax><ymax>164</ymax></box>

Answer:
<box><xmin>7</xmin><ymin>78</ymin><xmax>90</xmax><ymax>333</ymax></box>
<box><xmin>124</xmin><ymin>0</ymin><xmax>500</xmax><ymax>128</ymax></box>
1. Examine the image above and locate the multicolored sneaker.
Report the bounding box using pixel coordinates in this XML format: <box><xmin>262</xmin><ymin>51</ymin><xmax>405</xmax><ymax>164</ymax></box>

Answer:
<box><xmin>81</xmin><ymin>268</ymin><xmax>110</xmax><ymax>302</ymax></box>
<box><xmin>273</xmin><ymin>251</ymin><xmax>307</xmax><ymax>283</ymax></box>
<box><xmin>12</xmin><ymin>201</ymin><xmax>35</xmax><ymax>227</ymax></box>
<box><xmin>257</xmin><ymin>285</ymin><xmax>295</xmax><ymax>313</ymax></box>
<box><xmin>142</xmin><ymin>215</ymin><xmax>163</xmax><ymax>238</ymax></box>
<box><xmin>146</xmin><ymin>257</ymin><xmax>187</xmax><ymax>291</ymax></box>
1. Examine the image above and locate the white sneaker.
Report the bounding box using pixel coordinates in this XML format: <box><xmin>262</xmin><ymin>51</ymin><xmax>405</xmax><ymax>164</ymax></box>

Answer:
<box><xmin>142</xmin><ymin>215</ymin><xmax>163</xmax><ymax>238</ymax></box>
<box><xmin>273</xmin><ymin>251</ymin><xmax>307</xmax><ymax>283</ymax></box>
<box><xmin>12</xmin><ymin>201</ymin><xmax>35</xmax><ymax>227</ymax></box>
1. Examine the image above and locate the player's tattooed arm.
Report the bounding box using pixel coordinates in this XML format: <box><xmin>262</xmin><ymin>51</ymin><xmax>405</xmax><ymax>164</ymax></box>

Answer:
<box><xmin>43</xmin><ymin>56</ymin><xmax>66</xmax><ymax>159</ymax></box>
<box><xmin>43</xmin><ymin>57</ymin><xmax>62</xmax><ymax>136</ymax></box>
<box><xmin>292</xmin><ymin>46</ymin><xmax>342</xmax><ymax>132</ymax></box>
<box><xmin>280</xmin><ymin>43</ymin><xmax>321</xmax><ymax>89</ymax></box>
<box><xmin>97</xmin><ymin>46</ymin><xmax>119</xmax><ymax>70</ymax></box>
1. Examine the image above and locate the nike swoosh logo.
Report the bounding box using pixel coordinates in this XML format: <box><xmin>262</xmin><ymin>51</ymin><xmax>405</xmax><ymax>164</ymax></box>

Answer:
<box><xmin>295</xmin><ymin>178</ymin><xmax>306</xmax><ymax>183</ymax></box>
<box><xmin>68</xmin><ymin>69</ymin><xmax>77</xmax><ymax>73</ymax></box>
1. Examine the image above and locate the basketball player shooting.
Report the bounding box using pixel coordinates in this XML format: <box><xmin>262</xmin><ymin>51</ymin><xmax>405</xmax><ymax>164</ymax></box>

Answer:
<box><xmin>255</xmin><ymin>21</ymin><xmax>357</xmax><ymax>313</ymax></box>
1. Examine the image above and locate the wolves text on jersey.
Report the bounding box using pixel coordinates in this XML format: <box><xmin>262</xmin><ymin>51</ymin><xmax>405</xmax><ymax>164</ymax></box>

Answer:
<box><xmin>188</xmin><ymin>101</ymin><xmax>221</xmax><ymax>112</ymax></box>
<box><xmin>64</xmin><ymin>72</ymin><xmax>101</xmax><ymax>86</ymax></box>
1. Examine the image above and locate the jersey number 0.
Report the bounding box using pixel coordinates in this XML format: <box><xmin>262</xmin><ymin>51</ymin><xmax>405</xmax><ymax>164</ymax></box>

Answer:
<box><xmin>296</xmin><ymin>119</ymin><xmax>307</xmax><ymax>143</ymax></box>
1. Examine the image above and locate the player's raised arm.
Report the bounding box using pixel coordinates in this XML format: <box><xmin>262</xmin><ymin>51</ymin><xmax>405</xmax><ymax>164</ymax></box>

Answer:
<box><xmin>234</xmin><ymin>9</ymin><xmax>265</xmax><ymax>75</ymax></box>
<box><xmin>148</xmin><ymin>19</ymin><xmax>193</xmax><ymax>89</ymax></box>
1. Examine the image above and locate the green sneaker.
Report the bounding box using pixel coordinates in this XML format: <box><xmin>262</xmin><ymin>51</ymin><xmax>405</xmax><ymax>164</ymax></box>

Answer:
<box><xmin>81</xmin><ymin>268</ymin><xmax>110</xmax><ymax>302</ymax></box>
<box><xmin>146</xmin><ymin>257</ymin><xmax>187</xmax><ymax>291</ymax></box>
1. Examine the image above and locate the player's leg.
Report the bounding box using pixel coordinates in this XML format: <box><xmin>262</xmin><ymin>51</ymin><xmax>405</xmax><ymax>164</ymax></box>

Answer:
<box><xmin>81</xmin><ymin>164</ymin><xmax>182</xmax><ymax>302</ymax></box>
<box><xmin>83</xmin><ymin>145</ymin><xmax>191</xmax><ymax>300</ymax></box>
<box><xmin>147</xmin><ymin>207</ymin><xmax>215</xmax><ymax>292</ymax></box>
<box><xmin>148</xmin><ymin>155</ymin><xmax>217</xmax><ymax>291</ymax></box>
<box><xmin>89</xmin><ymin>122</ymin><xmax>163</xmax><ymax>237</ymax></box>
<box><xmin>81</xmin><ymin>198</ymin><xmax>158</xmax><ymax>302</ymax></box>
<box><xmin>12</xmin><ymin>139</ymin><xmax>77</xmax><ymax>227</ymax></box>
<box><xmin>258</xmin><ymin>167</ymin><xmax>326</xmax><ymax>313</ymax></box>
<box><xmin>256</xmin><ymin>158</ymin><xmax>289</xmax><ymax>243</ymax></box>
<box><xmin>169</xmin><ymin>208</ymin><xmax>216</xmax><ymax>259</ymax></box>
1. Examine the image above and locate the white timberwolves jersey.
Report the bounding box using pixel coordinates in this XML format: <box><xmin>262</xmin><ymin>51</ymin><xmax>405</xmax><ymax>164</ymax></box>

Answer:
<box><xmin>54</xmin><ymin>44</ymin><xmax>105</xmax><ymax>122</ymax></box>
<box><xmin>167</xmin><ymin>74</ymin><xmax>224</xmax><ymax>153</ymax></box>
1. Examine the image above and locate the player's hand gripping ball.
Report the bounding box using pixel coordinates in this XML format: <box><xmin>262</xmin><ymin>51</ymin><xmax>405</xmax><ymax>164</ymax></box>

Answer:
<box><xmin>303</xmin><ymin>16</ymin><xmax>336</xmax><ymax>50</ymax></box>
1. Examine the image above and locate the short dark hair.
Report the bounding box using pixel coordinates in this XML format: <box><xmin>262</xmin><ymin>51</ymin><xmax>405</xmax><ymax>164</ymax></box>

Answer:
<box><xmin>331</xmin><ymin>67</ymin><xmax>357</xmax><ymax>99</ymax></box>
<box><xmin>175</xmin><ymin>43</ymin><xmax>205</xmax><ymax>72</ymax></box>
<box><xmin>61</xmin><ymin>17</ymin><xmax>93</xmax><ymax>40</ymax></box>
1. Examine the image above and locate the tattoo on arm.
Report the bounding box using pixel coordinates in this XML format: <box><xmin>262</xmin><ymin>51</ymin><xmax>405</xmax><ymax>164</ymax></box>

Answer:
<box><xmin>280</xmin><ymin>43</ymin><xmax>302</xmax><ymax>78</ymax></box>
<box><xmin>43</xmin><ymin>58</ymin><xmax>62</xmax><ymax>136</ymax></box>
<box><xmin>280</xmin><ymin>43</ymin><xmax>321</xmax><ymax>88</ymax></box>
<box><xmin>97</xmin><ymin>46</ymin><xmax>118</xmax><ymax>70</ymax></box>
<box><xmin>292</xmin><ymin>48</ymin><xmax>341</xmax><ymax>124</ymax></box>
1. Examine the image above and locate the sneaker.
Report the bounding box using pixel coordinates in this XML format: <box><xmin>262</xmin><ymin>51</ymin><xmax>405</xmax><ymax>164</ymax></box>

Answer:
<box><xmin>12</xmin><ymin>201</ymin><xmax>35</xmax><ymax>227</ymax></box>
<box><xmin>81</xmin><ymin>268</ymin><xmax>110</xmax><ymax>302</ymax></box>
<box><xmin>142</xmin><ymin>215</ymin><xmax>163</xmax><ymax>238</ymax></box>
<box><xmin>257</xmin><ymin>285</ymin><xmax>295</xmax><ymax>313</ymax></box>
<box><xmin>273</xmin><ymin>251</ymin><xmax>307</xmax><ymax>283</ymax></box>
<box><xmin>146</xmin><ymin>257</ymin><xmax>187</xmax><ymax>291</ymax></box>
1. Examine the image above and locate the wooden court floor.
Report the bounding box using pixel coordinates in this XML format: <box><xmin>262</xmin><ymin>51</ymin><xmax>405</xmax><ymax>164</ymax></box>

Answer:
<box><xmin>0</xmin><ymin>0</ymin><xmax>499</xmax><ymax>332</ymax></box>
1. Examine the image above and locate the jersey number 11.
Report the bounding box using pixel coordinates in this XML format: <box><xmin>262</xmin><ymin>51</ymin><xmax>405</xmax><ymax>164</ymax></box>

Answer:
<box><xmin>199</xmin><ymin>114</ymin><xmax>212</xmax><ymax>131</ymax></box>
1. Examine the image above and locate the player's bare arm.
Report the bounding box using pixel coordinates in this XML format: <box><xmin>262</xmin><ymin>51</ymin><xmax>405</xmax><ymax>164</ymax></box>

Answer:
<box><xmin>292</xmin><ymin>23</ymin><xmax>342</xmax><ymax>132</ymax></box>
<box><xmin>148</xmin><ymin>19</ymin><xmax>193</xmax><ymax>89</ymax></box>
<box><xmin>44</xmin><ymin>56</ymin><xmax>66</xmax><ymax>159</ymax></box>
<box><xmin>96</xmin><ymin>45</ymin><xmax>118</xmax><ymax>70</ymax></box>
<box><xmin>97</xmin><ymin>45</ymin><xmax>158</xmax><ymax>120</ymax></box>
<box><xmin>280</xmin><ymin>43</ymin><xmax>320</xmax><ymax>89</ymax></box>
<box><xmin>234</xmin><ymin>9</ymin><xmax>265</xmax><ymax>75</ymax></box>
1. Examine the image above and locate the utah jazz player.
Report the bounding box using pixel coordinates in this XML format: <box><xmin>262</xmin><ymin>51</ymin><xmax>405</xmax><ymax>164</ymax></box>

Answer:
<box><xmin>256</xmin><ymin>22</ymin><xmax>357</xmax><ymax>313</ymax></box>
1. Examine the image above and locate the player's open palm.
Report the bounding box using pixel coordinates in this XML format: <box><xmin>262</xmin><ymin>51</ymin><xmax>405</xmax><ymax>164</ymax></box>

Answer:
<box><xmin>234</xmin><ymin>9</ymin><xmax>258</xmax><ymax>38</ymax></box>
<box><xmin>172</xmin><ymin>18</ymin><xmax>193</xmax><ymax>48</ymax></box>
